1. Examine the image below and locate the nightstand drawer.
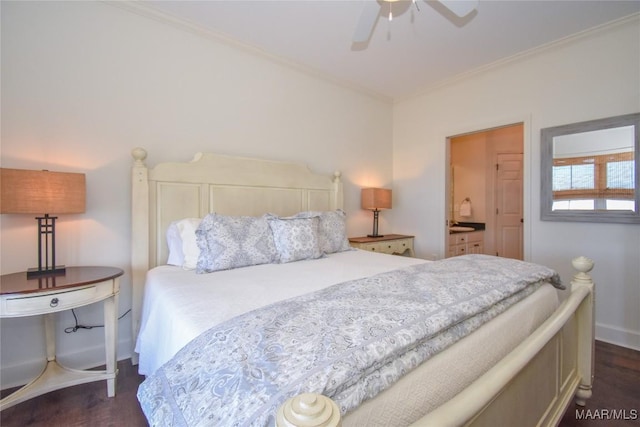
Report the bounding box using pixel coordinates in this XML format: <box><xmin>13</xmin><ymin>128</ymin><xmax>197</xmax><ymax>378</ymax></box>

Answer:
<box><xmin>358</xmin><ymin>242</ymin><xmax>385</xmax><ymax>253</ymax></box>
<box><xmin>2</xmin><ymin>281</ymin><xmax>114</xmax><ymax>317</ymax></box>
<box><xmin>387</xmin><ymin>238</ymin><xmax>413</xmax><ymax>255</ymax></box>
<box><xmin>349</xmin><ymin>234</ymin><xmax>415</xmax><ymax>257</ymax></box>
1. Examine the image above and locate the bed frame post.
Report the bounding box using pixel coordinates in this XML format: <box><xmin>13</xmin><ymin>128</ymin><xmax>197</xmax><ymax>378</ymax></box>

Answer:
<box><xmin>276</xmin><ymin>393</ymin><xmax>341</xmax><ymax>427</ymax></box>
<box><xmin>130</xmin><ymin>147</ymin><xmax>149</xmax><ymax>365</ymax></box>
<box><xmin>570</xmin><ymin>256</ymin><xmax>595</xmax><ymax>406</ymax></box>
<box><xmin>332</xmin><ymin>171</ymin><xmax>343</xmax><ymax>210</ymax></box>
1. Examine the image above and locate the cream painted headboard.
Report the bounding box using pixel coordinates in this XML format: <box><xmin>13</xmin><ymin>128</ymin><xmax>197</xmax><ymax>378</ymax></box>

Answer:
<box><xmin>130</xmin><ymin>148</ymin><xmax>343</xmax><ymax>362</ymax></box>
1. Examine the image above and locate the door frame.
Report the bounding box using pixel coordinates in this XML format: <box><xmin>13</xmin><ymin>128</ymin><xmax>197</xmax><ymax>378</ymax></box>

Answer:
<box><xmin>443</xmin><ymin>115</ymin><xmax>532</xmax><ymax>261</ymax></box>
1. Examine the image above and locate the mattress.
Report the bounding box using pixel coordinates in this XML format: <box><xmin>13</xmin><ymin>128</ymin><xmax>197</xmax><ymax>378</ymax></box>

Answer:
<box><xmin>135</xmin><ymin>250</ymin><xmax>559</xmax><ymax>425</ymax></box>
<box><xmin>135</xmin><ymin>249</ymin><xmax>426</xmax><ymax>376</ymax></box>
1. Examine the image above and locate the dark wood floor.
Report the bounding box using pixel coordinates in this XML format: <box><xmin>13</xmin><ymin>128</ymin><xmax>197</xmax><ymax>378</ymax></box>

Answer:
<box><xmin>558</xmin><ymin>341</ymin><xmax>640</xmax><ymax>427</ymax></box>
<box><xmin>1</xmin><ymin>340</ymin><xmax>638</xmax><ymax>426</ymax></box>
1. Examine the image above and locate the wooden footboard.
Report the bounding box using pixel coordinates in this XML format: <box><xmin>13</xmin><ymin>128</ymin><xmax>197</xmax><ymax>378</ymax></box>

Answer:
<box><xmin>276</xmin><ymin>257</ymin><xmax>595</xmax><ymax>427</ymax></box>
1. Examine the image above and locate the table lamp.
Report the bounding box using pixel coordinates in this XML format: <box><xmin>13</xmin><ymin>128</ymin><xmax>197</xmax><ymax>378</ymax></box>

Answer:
<box><xmin>0</xmin><ymin>168</ymin><xmax>86</xmax><ymax>278</ymax></box>
<box><xmin>361</xmin><ymin>188</ymin><xmax>392</xmax><ymax>237</ymax></box>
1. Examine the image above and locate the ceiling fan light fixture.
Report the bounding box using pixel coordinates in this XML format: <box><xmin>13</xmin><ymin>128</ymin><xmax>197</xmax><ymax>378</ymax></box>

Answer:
<box><xmin>384</xmin><ymin>0</ymin><xmax>400</xmax><ymax>21</ymax></box>
<box><xmin>353</xmin><ymin>0</ymin><xmax>477</xmax><ymax>44</ymax></box>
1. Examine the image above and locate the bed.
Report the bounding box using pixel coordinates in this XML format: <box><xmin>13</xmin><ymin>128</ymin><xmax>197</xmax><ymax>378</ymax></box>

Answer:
<box><xmin>130</xmin><ymin>148</ymin><xmax>595</xmax><ymax>427</ymax></box>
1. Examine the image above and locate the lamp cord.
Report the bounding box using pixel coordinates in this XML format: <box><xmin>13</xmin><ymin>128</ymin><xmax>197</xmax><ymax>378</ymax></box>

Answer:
<box><xmin>64</xmin><ymin>308</ymin><xmax>131</xmax><ymax>333</ymax></box>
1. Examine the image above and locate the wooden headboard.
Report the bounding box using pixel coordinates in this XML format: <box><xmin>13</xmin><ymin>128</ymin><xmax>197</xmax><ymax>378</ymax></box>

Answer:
<box><xmin>130</xmin><ymin>148</ymin><xmax>343</xmax><ymax>361</ymax></box>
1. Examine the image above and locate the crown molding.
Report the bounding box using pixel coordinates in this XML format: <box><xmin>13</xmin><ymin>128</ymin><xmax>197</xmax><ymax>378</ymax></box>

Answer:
<box><xmin>399</xmin><ymin>12</ymin><xmax>640</xmax><ymax>103</ymax></box>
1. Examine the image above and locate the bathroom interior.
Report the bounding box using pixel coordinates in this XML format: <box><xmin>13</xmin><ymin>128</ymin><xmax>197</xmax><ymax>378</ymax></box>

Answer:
<box><xmin>448</xmin><ymin>123</ymin><xmax>524</xmax><ymax>259</ymax></box>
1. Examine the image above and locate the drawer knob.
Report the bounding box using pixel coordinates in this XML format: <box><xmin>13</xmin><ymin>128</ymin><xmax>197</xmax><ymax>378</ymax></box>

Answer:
<box><xmin>50</xmin><ymin>298</ymin><xmax>59</xmax><ymax>307</ymax></box>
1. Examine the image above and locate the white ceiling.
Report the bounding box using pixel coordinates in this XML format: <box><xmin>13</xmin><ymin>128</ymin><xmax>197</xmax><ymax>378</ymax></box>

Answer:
<box><xmin>142</xmin><ymin>0</ymin><xmax>640</xmax><ymax>101</ymax></box>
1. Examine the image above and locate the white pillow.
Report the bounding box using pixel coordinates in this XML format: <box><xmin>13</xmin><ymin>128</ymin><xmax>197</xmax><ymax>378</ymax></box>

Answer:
<box><xmin>166</xmin><ymin>221</ymin><xmax>184</xmax><ymax>266</ymax></box>
<box><xmin>166</xmin><ymin>218</ymin><xmax>201</xmax><ymax>269</ymax></box>
<box><xmin>177</xmin><ymin>218</ymin><xmax>202</xmax><ymax>270</ymax></box>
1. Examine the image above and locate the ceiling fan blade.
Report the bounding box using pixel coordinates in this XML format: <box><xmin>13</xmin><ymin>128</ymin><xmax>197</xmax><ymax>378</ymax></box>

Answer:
<box><xmin>437</xmin><ymin>0</ymin><xmax>478</xmax><ymax>18</ymax></box>
<box><xmin>353</xmin><ymin>0</ymin><xmax>382</xmax><ymax>43</ymax></box>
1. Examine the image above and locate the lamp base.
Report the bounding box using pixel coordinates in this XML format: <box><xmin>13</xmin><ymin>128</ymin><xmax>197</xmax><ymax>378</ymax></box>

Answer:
<box><xmin>27</xmin><ymin>266</ymin><xmax>66</xmax><ymax>279</ymax></box>
<box><xmin>367</xmin><ymin>234</ymin><xmax>385</xmax><ymax>238</ymax></box>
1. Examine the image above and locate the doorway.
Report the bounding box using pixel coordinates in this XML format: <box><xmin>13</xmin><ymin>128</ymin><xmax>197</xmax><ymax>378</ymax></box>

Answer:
<box><xmin>447</xmin><ymin>123</ymin><xmax>524</xmax><ymax>260</ymax></box>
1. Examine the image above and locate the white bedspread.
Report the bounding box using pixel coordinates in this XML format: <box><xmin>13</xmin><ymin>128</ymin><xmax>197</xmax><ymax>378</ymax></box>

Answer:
<box><xmin>135</xmin><ymin>249</ymin><xmax>425</xmax><ymax>376</ymax></box>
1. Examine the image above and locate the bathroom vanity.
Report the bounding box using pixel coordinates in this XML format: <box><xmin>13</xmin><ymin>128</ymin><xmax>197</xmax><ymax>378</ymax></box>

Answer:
<box><xmin>448</xmin><ymin>222</ymin><xmax>485</xmax><ymax>258</ymax></box>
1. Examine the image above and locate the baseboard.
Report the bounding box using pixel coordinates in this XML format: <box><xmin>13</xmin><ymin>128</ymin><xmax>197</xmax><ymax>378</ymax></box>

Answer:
<box><xmin>0</xmin><ymin>338</ymin><xmax>132</xmax><ymax>390</ymax></box>
<box><xmin>596</xmin><ymin>322</ymin><xmax>640</xmax><ymax>351</ymax></box>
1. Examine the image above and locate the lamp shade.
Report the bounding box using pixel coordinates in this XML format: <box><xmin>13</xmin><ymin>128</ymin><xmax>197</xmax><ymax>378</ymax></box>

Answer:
<box><xmin>0</xmin><ymin>168</ymin><xmax>86</xmax><ymax>214</ymax></box>
<box><xmin>361</xmin><ymin>188</ymin><xmax>392</xmax><ymax>211</ymax></box>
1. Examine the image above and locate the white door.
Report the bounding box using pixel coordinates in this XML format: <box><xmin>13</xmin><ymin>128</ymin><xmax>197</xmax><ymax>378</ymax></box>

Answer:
<box><xmin>495</xmin><ymin>153</ymin><xmax>523</xmax><ymax>260</ymax></box>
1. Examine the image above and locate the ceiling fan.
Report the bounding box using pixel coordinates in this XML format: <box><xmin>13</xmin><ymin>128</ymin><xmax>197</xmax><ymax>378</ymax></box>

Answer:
<box><xmin>353</xmin><ymin>0</ymin><xmax>479</xmax><ymax>43</ymax></box>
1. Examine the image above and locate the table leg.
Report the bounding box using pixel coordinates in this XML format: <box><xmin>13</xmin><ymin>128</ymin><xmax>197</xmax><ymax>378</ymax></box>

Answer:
<box><xmin>103</xmin><ymin>291</ymin><xmax>119</xmax><ymax>397</ymax></box>
<box><xmin>44</xmin><ymin>313</ymin><xmax>56</xmax><ymax>362</ymax></box>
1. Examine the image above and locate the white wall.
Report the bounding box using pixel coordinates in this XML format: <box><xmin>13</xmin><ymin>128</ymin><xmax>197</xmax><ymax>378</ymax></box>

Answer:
<box><xmin>392</xmin><ymin>16</ymin><xmax>640</xmax><ymax>350</ymax></box>
<box><xmin>451</xmin><ymin>134</ymin><xmax>487</xmax><ymax>224</ymax></box>
<box><xmin>0</xmin><ymin>1</ymin><xmax>393</xmax><ymax>387</ymax></box>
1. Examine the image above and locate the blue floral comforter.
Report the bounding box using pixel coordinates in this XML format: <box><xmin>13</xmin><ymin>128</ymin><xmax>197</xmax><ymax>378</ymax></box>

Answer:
<box><xmin>137</xmin><ymin>254</ymin><xmax>562</xmax><ymax>427</ymax></box>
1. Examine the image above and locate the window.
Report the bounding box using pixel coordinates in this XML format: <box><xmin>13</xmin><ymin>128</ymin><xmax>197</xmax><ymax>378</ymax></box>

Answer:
<box><xmin>553</xmin><ymin>163</ymin><xmax>594</xmax><ymax>191</ymax></box>
<box><xmin>552</xmin><ymin>151</ymin><xmax>634</xmax><ymax>211</ymax></box>
<box><xmin>607</xmin><ymin>159</ymin><xmax>634</xmax><ymax>189</ymax></box>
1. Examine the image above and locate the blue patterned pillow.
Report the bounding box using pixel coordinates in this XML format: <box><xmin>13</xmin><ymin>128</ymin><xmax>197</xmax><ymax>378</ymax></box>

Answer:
<box><xmin>267</xmin><ymin>216</ymin><xmax>323</xmax><ymax>263</ymax></box>
<box><xmin>295</xmin><ymin>210</ymin><xmax>351</xmax><ymax>254</ymax></box>
<box><xmin>195</xmin><ymin>213</ymin><xmax>277</xmax><ymax>273</ymax></box>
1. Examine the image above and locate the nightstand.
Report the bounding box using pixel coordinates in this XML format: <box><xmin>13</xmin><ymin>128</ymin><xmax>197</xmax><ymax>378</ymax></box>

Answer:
<box><xmin>349</xmin><ymin>234</ymin><xmax>415</xmax><ymax>257</ymax></box>
<box><xmin>0</xmin><ymin>266</ymin><xmax>123</xmax><ymax>411</ymax></box>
